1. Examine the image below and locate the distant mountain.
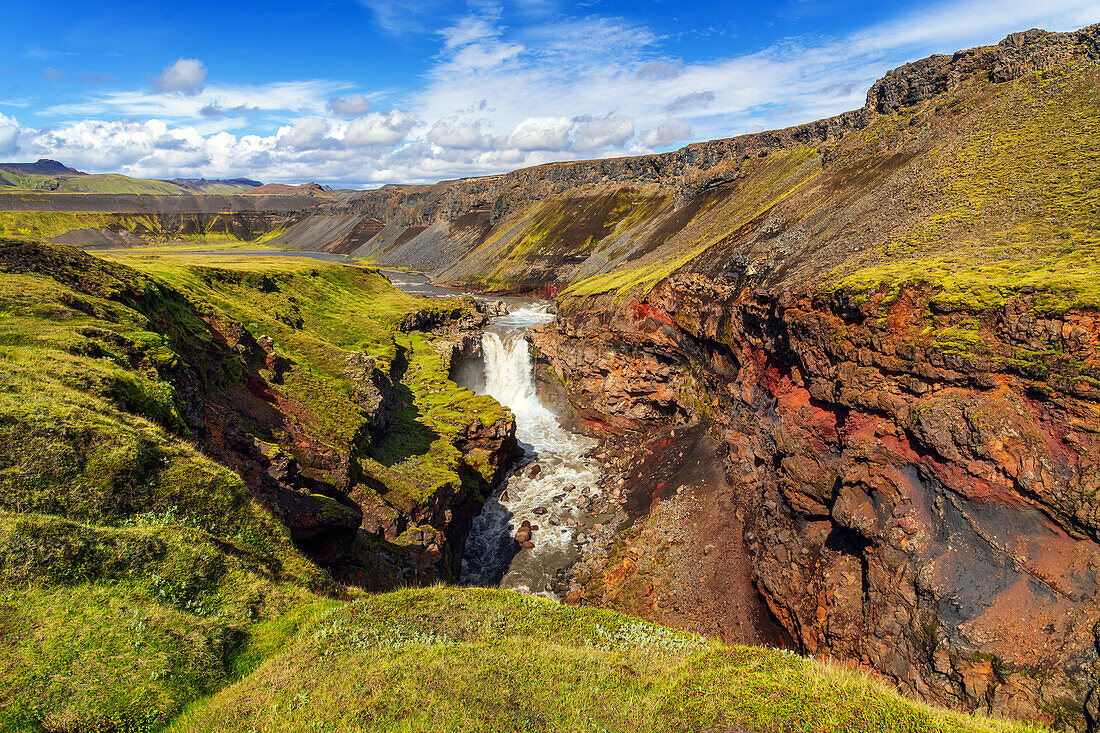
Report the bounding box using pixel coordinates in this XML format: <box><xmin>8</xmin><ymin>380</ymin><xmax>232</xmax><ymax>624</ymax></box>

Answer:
<box><xmin>0</xmin><ymin>159</ymin><xmax>86</xmax><ymax>177</ymax></box>
<box><xmin>248</xmin><ymin>181</ymin><xmax>332</xmax><ymax>195</ymax></box>
<box><xmin>0</xmin><ymin>161</ymin><xmax>271</xmax><ymax>195</ymax></box>
<box><xmin>163</xmin><ymin>177</ymin><xmax>264</xmax><ymax>194</ymax></box>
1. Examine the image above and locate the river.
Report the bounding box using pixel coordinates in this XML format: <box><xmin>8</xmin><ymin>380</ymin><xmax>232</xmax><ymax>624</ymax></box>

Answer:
<box><xmin>382</xmin><ymin>271</ymin><xmax>602</xmax><ymax>596</ymax></box>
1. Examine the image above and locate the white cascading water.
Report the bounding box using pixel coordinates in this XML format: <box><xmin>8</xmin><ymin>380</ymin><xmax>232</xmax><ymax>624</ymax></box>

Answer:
<box><xmin>461</xmin><ymin>305</ymin><xmax>600</xmax><ymax>594</ymax></box>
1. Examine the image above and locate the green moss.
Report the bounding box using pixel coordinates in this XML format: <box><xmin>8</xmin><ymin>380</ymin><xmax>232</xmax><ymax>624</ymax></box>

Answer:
<box><xmin>0</xmin><ymin>241</ymin><xmax>516</xmax><ymax>730</ymax></box>
<box><xmin>168</xmin><ymin>586</ymin><xmax>1042</xmax><ymax>733</ymax></box>
<box><xmin>826</xmin><ymin>64</ymin><xmax>1100</xmax><ymax>315</ymax></box>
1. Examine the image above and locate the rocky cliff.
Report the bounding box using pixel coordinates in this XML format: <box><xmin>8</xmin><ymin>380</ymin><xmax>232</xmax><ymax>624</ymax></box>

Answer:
<box><xmin>259</xmin><ymin>25</ymin><xmax>1100</xmax><ymax>297</ymax></box>
<box><xmin>531</xmin><ymin>273</ymin><xmax>1100</xmax><ymax>730</ymax></box>
<box><xmin>298</xmin><ymin>23</ymin><xmax>1099</xmax><ymax>731</ymax></box>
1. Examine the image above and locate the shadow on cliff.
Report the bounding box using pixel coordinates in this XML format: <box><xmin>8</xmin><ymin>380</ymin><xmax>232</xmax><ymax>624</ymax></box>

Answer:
<box><xmin>368</xmin><ymin>345</ymin><xmax>440</xmax><ymax>467</ymax></box>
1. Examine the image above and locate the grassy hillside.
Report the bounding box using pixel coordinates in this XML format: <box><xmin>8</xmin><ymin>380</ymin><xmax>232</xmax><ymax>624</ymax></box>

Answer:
<box><xmin>554</xmin><ymin>59</ymin><xmax>1100</xmax><ymax>314</ymax></box>
<box><xmin>169</xmin><ymin>585</ymin><xmax>1040</xmax><ymax>733</ymax></box>
<box><xmin>0</xmin><ymin>170</ymin><xmax>259</xmax><ymax>195</ymax></box>
<box><xmin>0</xmin><ymin>242</ymin><xmax>505</xmax><ymax>730</ymax></box>
<box><xmin>0</xmin><ymin>210</ymin><xmax>297</xmax><ymax>246</ymax></box>
<box><xmin>0</xmin><ymin>243</ymin><xmax>338</xmax><ymax>730</ymax></box>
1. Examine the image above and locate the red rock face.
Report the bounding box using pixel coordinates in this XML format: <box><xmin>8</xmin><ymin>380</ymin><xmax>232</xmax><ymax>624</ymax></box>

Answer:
<box><xmin>531</xmin><ymin>275</ymin><xmax>1100</xmax><ymax>730</ymax></box>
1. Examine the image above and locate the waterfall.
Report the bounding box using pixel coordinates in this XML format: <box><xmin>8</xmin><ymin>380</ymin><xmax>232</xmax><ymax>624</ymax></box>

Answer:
<box><xmin>481</xmin><ymin>332</ymin><xmax>548</xmax><ymax>424</ymax></box>
<box><xmin>461</xmin><ymin>308</ymin><xmax>601</xmax><ymax>594</ymax></box>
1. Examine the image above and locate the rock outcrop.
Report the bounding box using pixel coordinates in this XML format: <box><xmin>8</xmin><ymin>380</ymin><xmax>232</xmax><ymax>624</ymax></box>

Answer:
<box><xmin>530</xmin><ymin>275</ymin><xmax>1100</xmax><ymax>731</ymax></box>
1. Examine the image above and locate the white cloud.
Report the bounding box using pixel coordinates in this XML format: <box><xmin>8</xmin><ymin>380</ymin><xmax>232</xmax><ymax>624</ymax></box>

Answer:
<box><xmin>277</xmin><ymin>117</ymin><xmax>338</xmax><ymax>151</ymax></box>
<box><xmin>641</xmin><ymin>119</ymin><xmax>692</xmax><ymax>147</ymax></box>
<box><xmin>152</xmin><ymin>58</ymin><xmax>207</xmax><ymax>96</ymax></box>
<box><xmin>360</xmin><ymin>0</ymin><xmax>455</xmax><ymax>35</ymax></box>
<box><xmin>43</xmin><ymin>79</ymin><xmax>355</xmax><ymax>122</ymax></box>
<box><xmin>427</xmin><ymin>118</ymin><xmax>495</xmax><ymax>150</ymax></box>
<box><xmin>0</xmin><ymin>113</ymin><xmax>20</xmax><ymax>154</ymax></box>
<box><xmin>665</xmin><ymin>91</ymin><xmax>715</xmax><ymax>113</ymax></box>
<box><xmin>506</xmin><ymin>117</ymin><xmax>573</xmax><ymax>151</ymax></box>
<box><xmin>326</xmin><ymin>94</ymin><xmax>373</xmax><ymax>117</ymax></box>
<box><xmin>636</xmin><ymin>59</ymin><xmax>683</xmax><ymax>80</ymax></box>
<box><xmin>13</xmin><ymin>0</ymin><xmax>1100</xmax><ymax>186</ymax></box>
<box><xmin>574</xmin><ymin>117</ymin><xmax>634</xmax><ymax>150</ymax></box>
<box><xmin>343</xmin><ymin>110</ymin><xmax>420</xmax><ymax>146</ymax></box>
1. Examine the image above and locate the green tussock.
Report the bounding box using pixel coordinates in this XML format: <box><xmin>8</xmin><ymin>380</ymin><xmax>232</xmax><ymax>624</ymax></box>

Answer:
<box><xmin>168</xmin><ymin>585</ymin><xmax>1042</xmax><ymax>733</ymax></box>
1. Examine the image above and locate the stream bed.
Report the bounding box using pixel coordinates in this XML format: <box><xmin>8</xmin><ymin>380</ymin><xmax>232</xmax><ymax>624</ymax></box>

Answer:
<box><xmin>382</xmin><ymin>271</ymin><xmax>604</xmax><ymax>596</ymax></box>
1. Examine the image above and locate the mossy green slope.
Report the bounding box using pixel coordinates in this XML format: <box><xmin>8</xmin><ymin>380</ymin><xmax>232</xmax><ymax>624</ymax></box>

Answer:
<box><xmin>0</xmin><ymin>244</ymin><xmax>338</xmax><ymax>730</ymax></box>
<box><xmin>555</xmin><ymin>54</ymin><xmax>1100</xmax><ymax>315</ymax></box>
<box><xmin>0</xmin><ymin>241</ymin><xmax>503</xmax><ymax>731</ymax></box>
<box><xmin>107</xmin><ymin>253</ymin><xmax>509</xmax><ymax>513</ymax></box>
<box><xmin>169</xmin><ymin>585</ymin><xmax>1041</xmax><ymax>733</ymax></box>
<box><xmin>0</xmin><ymin>210</ymin><xmax>289</xmax><ymax>244</ymax></box>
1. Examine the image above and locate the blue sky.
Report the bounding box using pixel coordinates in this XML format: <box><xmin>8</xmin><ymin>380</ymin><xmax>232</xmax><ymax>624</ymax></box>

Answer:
<box><xmin>1</xmin><ymin>0</ymin><xmax>1097</xmax><ymax>187</ymax></box>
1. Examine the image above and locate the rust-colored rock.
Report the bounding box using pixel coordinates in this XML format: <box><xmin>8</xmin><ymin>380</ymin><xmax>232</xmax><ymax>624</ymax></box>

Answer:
<box><xmin>530</xmin><ymin>275</ymin><xmax>1100</xmax><ymax>730</ymax></box>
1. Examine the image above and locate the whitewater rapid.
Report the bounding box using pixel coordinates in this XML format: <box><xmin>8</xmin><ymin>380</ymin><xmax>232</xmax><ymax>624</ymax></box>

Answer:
<box><xmin>460</xmin><ymin>305</ymin><xmax>601</xmax><ymax>594</ymax></box>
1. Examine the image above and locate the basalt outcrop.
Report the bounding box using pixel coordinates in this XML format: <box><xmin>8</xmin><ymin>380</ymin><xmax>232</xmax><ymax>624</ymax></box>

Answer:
<box><xmin>506</xmin><ymin>24</ymin><xmax>1100</xmax><ymax>730</ymax></box>
<box><xmin>530</xmin><ymin>273</ymin><xmax>1100</xmax><ymax>730</ymax></box>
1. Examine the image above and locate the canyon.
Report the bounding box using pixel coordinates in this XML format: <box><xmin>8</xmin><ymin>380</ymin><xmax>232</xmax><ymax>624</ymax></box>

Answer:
<box><xmin>1</xmin><ymin>21</ymin><xmax>1098</xmax><ymax>733</ymax></box>
<box><xmin>292</xmin><ymin>24</ymin><xmax>1099</xmax><ymax>730</ymax></box>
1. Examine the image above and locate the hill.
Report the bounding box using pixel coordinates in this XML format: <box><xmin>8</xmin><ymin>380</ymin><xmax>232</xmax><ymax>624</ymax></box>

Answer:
<box><xmin>248</xmin><ymin>23</ymin><xmax>1100</xmax><ymax>729</ymax></box>
<box><xmin>163</xmin><ymin>177</ymin><xmax>264</xmax><ymax>194</ymax></box>
<box><xmin>0</xmin><ymin>240</ymin><xmax>516</xmax><ymax>729</ymax></box>
<box><xmin>168</xmin><ymin>585</ymin><xmax>1036</xmax><ymax>733</ymax></box>
<box><xmin>0</xmin><ymin>241</ymin><xmax>1033</xmax><ymax>733</ymax></box>
<box><xmin>0</xmin><ymin>162</ymin><xmax>265</xmax><ymax>196</ymax></box>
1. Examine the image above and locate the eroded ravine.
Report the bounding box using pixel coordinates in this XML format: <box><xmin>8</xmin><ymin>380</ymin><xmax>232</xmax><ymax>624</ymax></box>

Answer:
<box><xmin>459</xmin><ymin>307</ymin><xmax>603</xmax><ymax>593</ymax></box>
<box><xmin>381</xmin><ymin>270</ymin><xmax>606</xmax><ymax>595</ymax></box>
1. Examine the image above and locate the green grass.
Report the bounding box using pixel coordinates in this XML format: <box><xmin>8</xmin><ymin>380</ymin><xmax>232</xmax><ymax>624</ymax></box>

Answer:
<box><xmin>0</xmin><ymin>241</ymin><xmax>513</xmax><ymax>730</ymax></box>
<box><xmin>0</xmin><ymin>242</ymin><xmax>341</xmax><ymax>729</ymax></box>
<box><xmin>168</xmin><ymin>585</ymin><xmax>1043</xmax><ymax>733</ymax></box>
<box><xmin>107</xmin><ymin>252</ymin><xmax>510</xmax><ymax>537</ymax></box>
<box><xmin>826</xmin><ymin>63</ymin><xmax>1100</xmax><ymax>315</ymax></box>
<box><xmin>93</xmin><ymin>241</ymin><xmax>285</xmax><ymax>253</ymax></box>
<box><xmin>0</xmin><ymin>211</ymin><xmax>288</xmax><ymax>244</ymax></box>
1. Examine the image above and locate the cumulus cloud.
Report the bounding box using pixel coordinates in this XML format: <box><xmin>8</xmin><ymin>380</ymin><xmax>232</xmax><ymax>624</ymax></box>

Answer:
<box><xmin>0</xmin><ymin>114</ymin><xmax>20</xmax><ymax>154</ymax></box>
<box><xmin>573</xmin><ymin>117</ymin><xmax>634</xmax><ymax>151</ymax></box>
<box><xmin>641</xmin><ymin>119</ymin><xmax>692</xmax><ymax>147</ymax></box>
<box><xmin>152</xmin><ymin>58</ymin><xmax>207</xmax><ymax>96</ymax></box>
<box><xmin>344</xmin><ymin>110</ymin><xmax>420</xmax><ymax>146</ymax></box>
<box><xmin>278</xmin><ymin>117</ymin><xmax>338</xmax><ymax>151</ymax></box>
<box><xmin>326</xmin><ymin>94</ymin><xmax>372</xmax><ymax>117</ymax></box>
<box><xmin>506</xmin><ymin>117</ymin><xmax>573</xmax><ymax>151</ymax></box>
<box><xmin>427</xmin><ymin>118</ymin><xmax>495</xmax><ymax>150</ymax></box>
